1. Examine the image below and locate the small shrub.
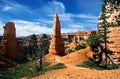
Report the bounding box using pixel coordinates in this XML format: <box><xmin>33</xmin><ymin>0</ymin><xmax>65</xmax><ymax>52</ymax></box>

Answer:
<box><xmin>0</xmin><ymin>61</ymin><xmax>50</xmax><ymax>79</ymax></box>
<box><xmin>67</xmin><ymin>38</ymin><xmax>72</xmax><ymax>43</ymax></box>
<box><xmin>77</xmin><ymin>61</ymin><xmax>119</xmax><ymax>70</ymax></box>
<box><xmin>77</xmin><ymin>61</ymin><xmax>104</xmax><ymax>70</ymax></box>
<box><xmin>0</xmin><ymin>61</ymin><xmax>66</xmax><ymax>79</ymax></box>
<box><xmin>48</xmin><ymin>63</ymin><xmax>66</xmax><ymax>70</ymax></box>
<box><xmin>34</xmin><ymin>62</ymin><xmax>51</xmax><ymax>72</ymax></box>
<box><xmin>106</xmin><ymin>63</ymin><xmax>120</xmax><ymax>70</ymax></box>
<box><xmin>65</xmin><ymin>49</ymin><xmax>74</xmax><ymax>54</ymax></box>
<box><xmin>45</xmin><ymin>63</ymin><xmax>66</xmax><ymax>72</ymax></box>
<box><xmin>75</xmin><ymin>44</ymin><xmax>86</xmax><ymax>51</ymax></box>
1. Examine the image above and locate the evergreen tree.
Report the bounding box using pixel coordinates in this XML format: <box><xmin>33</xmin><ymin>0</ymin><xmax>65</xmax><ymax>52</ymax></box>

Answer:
<box><xmin>99</xmin><ymin>0</ymin><xmax>109</xmax><ymax>68</ymax></box>
<box><xmin>98</xmin><ymin>0</ymin><xmax>118</xmax><ymax>68</ymax></box>
<box><xmin>28</xmin><ymin>34</ymin><xmax>38</xmax><ymax>60</ymax></box>
<box><xmin>30</xmin><ymin>34</ymin><xmax>38</xmax><ymax>49</ymax></box>
<box><xmin>38</xmin><ymin>39</ymin><xmax>49</xmax><ymax>71</ymax></box>
<box><xmin>38</xmin><ymin>34</ymin><xmax>50</xmax><ymax>71</ymax></box>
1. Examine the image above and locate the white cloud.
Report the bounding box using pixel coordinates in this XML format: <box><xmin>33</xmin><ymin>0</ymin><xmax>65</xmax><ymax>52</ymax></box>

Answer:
<box><xmin>74</xmin><ymin>14</ymin><xmax>98</xmax><ymax>19</ymax></box>
<box><xmin>49</xmin><ymin>13</ymin><xmax>73</xmax><ymax>22</ymax></box>
<box><xmin>1</xmin><ymin>0</ymin><xmax>32</xmax><ymax>14</ymax></box>
<box><xmin>10</xmin><ymin>19</ymin><xmax>80</xmax><ymax>37</ymax></box>
<box><xmin>0</xmin><ymin>20</ymin><xmax>4</xmax><ymax>36</ymax></box>
<box><xmin>0</xmin><ymin>0</ymin><xmax>98</xmax><ymax>37</ymax></box>
<box><xmin>49</xmin><ymin>13</ymin><xmax>98</xmax><ymax>24</ymax></box>
<box><xmin>40</xmin><ymin>0</ymin><xmax>65</xmax><ymax>15</ymax></box>
<box><xmin>0</xmin><ymin>18</ymin><xmax>96</xmax><ymax>37</ymax></box>
<box><xmin>54</xmin><ymin>1</ymin><xmax>65</xmax><ymax>10</ymax></box>
<box><xmin>10</xmin><ymin>20</ymin><xmax>53</xmax><ymax>37</ymax></box>
<box><xmin>69</xmin><ymin>24</ymin><xmax>84</xmax><ymax>29</ymax></box>
<box><xmin>2</xmin><ymin>5</ymin><xmax>14</xmax><ymax>11</ymax></box>
<box><xmin>59</xmin><ymin>13</ymin><xmax>73</xmax><ymax>22</ymax></box>
<box><xmin>61</xmin><ymin>28</ymin><xmax>78</xmax><ymax>33</ymax></box>
<box><xmin>85</xmin><ymin>19</ymin><xmax>98</xmax><ymax>23</ymax></box>
<box><xmin>37</xmin><ymin>19</ymin><xmax>53</xmax><ymax>24</ymax></box>
<box><xmin>48</xmin><ymin>13</ymin><xmax>98</xmax><ymax>32</ymax></box>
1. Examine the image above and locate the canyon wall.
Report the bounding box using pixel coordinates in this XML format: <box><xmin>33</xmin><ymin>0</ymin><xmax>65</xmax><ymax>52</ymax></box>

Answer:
<box><xmin>108</xmin><ymin>27</ymin><xmax>120</xmax><ymax>52</ymax></box>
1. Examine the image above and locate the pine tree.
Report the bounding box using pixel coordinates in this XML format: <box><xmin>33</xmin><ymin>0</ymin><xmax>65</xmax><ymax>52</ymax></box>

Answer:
<box><xmin>99</xmin><ymin>0</ymin><xmax>108</xmax><ymax>68</ymax></box>
<box><xmin>98</xmin><ymin>0</ymin><xmax>118</xmax><ymax>68</ymax></box>
<box><xmin>38</xmin><ymin>34</ymin><xmax>50</xmax><ymax>71</ymax></box>
<box><xmin>28</xmin><ymin>34</ymin><xmax>38</xmax><ymax>60</ymax></box>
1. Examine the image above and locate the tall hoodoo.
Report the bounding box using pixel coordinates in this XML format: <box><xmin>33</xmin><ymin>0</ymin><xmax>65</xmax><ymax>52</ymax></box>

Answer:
<box><xmin>0</xmin><ymin>22</ymin><xmax>19</xmax><ymax>59</ymax></box>
<box><xmin>49</xmin><ymin>13</ymin><xmax>65</xmax><ymax>56</ymax></box>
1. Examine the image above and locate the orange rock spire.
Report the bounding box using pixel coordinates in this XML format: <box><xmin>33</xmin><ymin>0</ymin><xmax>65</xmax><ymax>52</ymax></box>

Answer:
<box><xmin>49</xmin><ymin>13</ymin><xmax>65</xmax><ymax>56</ymax></box>
<box><xmin>0</xmin><ymin>22</ymin><xmax>19</xmax><ymax>59</ymax></box>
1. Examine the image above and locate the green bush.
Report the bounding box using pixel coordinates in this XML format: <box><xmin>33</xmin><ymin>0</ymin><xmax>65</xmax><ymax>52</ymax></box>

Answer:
<box><xmin>77</xmin><ymin>60</ymin><xmax>119</xmax><ymax>70</ymax></box>
<box><xmin>65</xmin><ymin>49</ymin><xmax>74</xmax><ymax>54</ymax></box>
<box><xmin>107</xmin><ymin>64</ymin><xmax>119</xmax><ymax>70</ymax></box>
<box><xmin>77</xmin><ymin>61</ymin><xmax>104</xmax><ymax>70</ymax></box>
<box><xmin>67</xmin><ymin>38</ymin><xmax>72</xmax><ymax>43</ymax></box>
<box><xmin>0</xmin><ymin>60</ymin><xmax>50</xmax><ymax>79</ymax></box>
<box><xmin>0</xmin><ymin>61</ymin><xmax>66</xmax><ymax>79</ymax></box>
<box><xmin>47</xmin><ymin>63</ymin><xmax>67</xmax><ymax>70</ymax></box>
<box><xmin>75</xmin><ymin>44</ymin><xmax>86</xmax><ymax>51</ymax></box>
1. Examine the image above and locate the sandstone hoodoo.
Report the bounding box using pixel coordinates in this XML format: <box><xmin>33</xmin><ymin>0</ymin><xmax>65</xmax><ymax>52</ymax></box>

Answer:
<box><xmin>0</xmin><ymin>22</ymin><xmax>19</xmax><ymax>59</ymax></box>
<box><xmin>49</xmin><ymin>13</ymin><xmax>65</xmax><ymax>56</ymax></box>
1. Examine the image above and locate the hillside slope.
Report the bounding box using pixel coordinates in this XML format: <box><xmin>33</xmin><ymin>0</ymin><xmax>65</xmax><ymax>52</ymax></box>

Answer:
<box><xmin>33</xmin><ymin>47</ymin><xmax>120</xmax><ymax>79</ymax></box>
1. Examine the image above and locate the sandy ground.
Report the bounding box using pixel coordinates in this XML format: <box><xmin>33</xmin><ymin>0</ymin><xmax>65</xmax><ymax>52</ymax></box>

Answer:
<box><xmin>44</xmin><ymin>47</ymin><xmax>93</xmax><ymax>66</ymax></box>
<box><xmin>32</xmin><ymin>48</ymin><xmax>120</xmax><ymax>79</ymax></box>
<box><xmin>33</xmin><ymin>67</ymin><xmax>120</xmax><ymax>79</ymax></box>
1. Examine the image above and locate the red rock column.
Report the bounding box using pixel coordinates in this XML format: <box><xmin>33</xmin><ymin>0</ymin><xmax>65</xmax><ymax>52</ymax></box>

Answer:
<box><xmin>49</xmin><ymin>13</ymin><xmax>65</xmax><ymax>56</ymax></box>
<box><xmin>1</xmin><ymin>22</ymin><xmax>19</xmax><ymax>59</ymax></box>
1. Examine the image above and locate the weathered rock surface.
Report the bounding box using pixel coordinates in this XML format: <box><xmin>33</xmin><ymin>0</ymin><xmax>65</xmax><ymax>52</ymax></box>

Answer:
<box><xmin>0</xmin><ymin>22</ymin><xmax>19</xmax><ymax>59</ymax></box>
<box><xmin>108</xmin><ymin>27</ymin><xmax>120</xmax><ymax>52</ymax></box>
<box><xmin>49</xmin><ymin>13</ymin><xmax>65</xmax><ymax>56</ymax></box>
<box><xmin>98</xmin><ymin>0</ymin><xmax>120</xmax><ymax>26</ymax></box>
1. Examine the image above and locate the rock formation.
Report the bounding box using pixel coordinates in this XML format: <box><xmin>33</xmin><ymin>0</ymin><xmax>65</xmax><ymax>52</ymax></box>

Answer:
<box><xmin>108</xmin><ymin>27</ymin><xmax>120</xmax><ymax>52</ymax></box>
<box><xmin>49</xmin><ymin>13</ymin><xmax>65</xmax><ymax>56</ymax></box>
<box><xmin>0</xmin><ymin>22</ymin><xmax>19</xmax><ymax>59</ymax></box>
<box><xmin>98</xmin><ymin>0</ymin><xmax>120</xmax><ymax>27</ymax></box>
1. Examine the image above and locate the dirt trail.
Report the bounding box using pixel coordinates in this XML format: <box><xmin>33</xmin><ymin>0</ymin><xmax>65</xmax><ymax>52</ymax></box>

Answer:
<box><xmin>33</xmin><ymin>48</ymin><xmax>120</xmax><ymax>79</ymax></box>
<box><xmin>55</xmin><ymin>56</ymin><xmax>89</xmax><ymax>70</ymax></box>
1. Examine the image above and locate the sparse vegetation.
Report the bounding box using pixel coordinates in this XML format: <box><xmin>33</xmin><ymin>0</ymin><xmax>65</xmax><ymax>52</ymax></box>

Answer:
<box><xmin>86</xmin><ymin>34</ymin><xmax>102</xmax><ymax>48</ymax></box>
<box><xmin>16</xmin><ymin>34</ymin><xmax>39</xmax><ymax>63</ymax></box>
<box><xmin>75</xmin><ymin>43</ymin><xmax>86</xmax><ymax>51</ymax></box>
<box><xmin>0</xmin><ymin>0</ymin><xmax>120</xmax><ymax>79</ymax></box>
<box><xmin>77</xmin><ymin>61</ymin><xmax>104</xmax><ymax>70</ymax></box>
<box><xmin>16</xmin><ymin>34</ymin><xmax>50</xmax><ymax>63</ymax></box>
<box><xmin>46</xmin><ymin>63</ymin><xmax>67</xmax><ymax>70</ymax></box>
<box><xmin>77</xmin><ymin>60</ymin><xmax>119</xmax><ymax>70</ymax></box>
<box><xmin>65</xmin><ymin>43</ymin><xmax>86</xmax><ymax>54</ymax></box>
<box><xmin>0</xmin><ymin>60</ymin><xmax>41</xmax><ymax>79</ymax></box>
<box><xmin>0</xmin><ymin>60</ymin><xmax>66</xmax><ymax>79</ymax></box>
<box><xmin>65</xmin><ymin>49</ymin><xmax>75</xmax><ymax>54</ymax></box>
<box><xmin>67</xmin><ymin>37</ymin><xmax>72</xmax><ymax>43</ymax></box>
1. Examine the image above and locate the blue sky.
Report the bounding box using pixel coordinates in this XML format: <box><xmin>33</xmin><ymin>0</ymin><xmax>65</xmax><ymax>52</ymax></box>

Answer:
<box><xmin>0</xmin><ymin>0</ymin><xmax>102</xmax><ymax>37</ymax></box>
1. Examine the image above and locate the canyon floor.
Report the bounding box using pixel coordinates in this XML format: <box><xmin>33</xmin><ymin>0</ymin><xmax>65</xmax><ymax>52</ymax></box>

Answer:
<box><xmin>32</xmin><ymin>49</ymin><xmax>120</xmax><ymax>79</ymax></box>
<box><xmin>33</xmin><ymin>67</ymin><xmax>120</xmax><ymax>79</ymax></box>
